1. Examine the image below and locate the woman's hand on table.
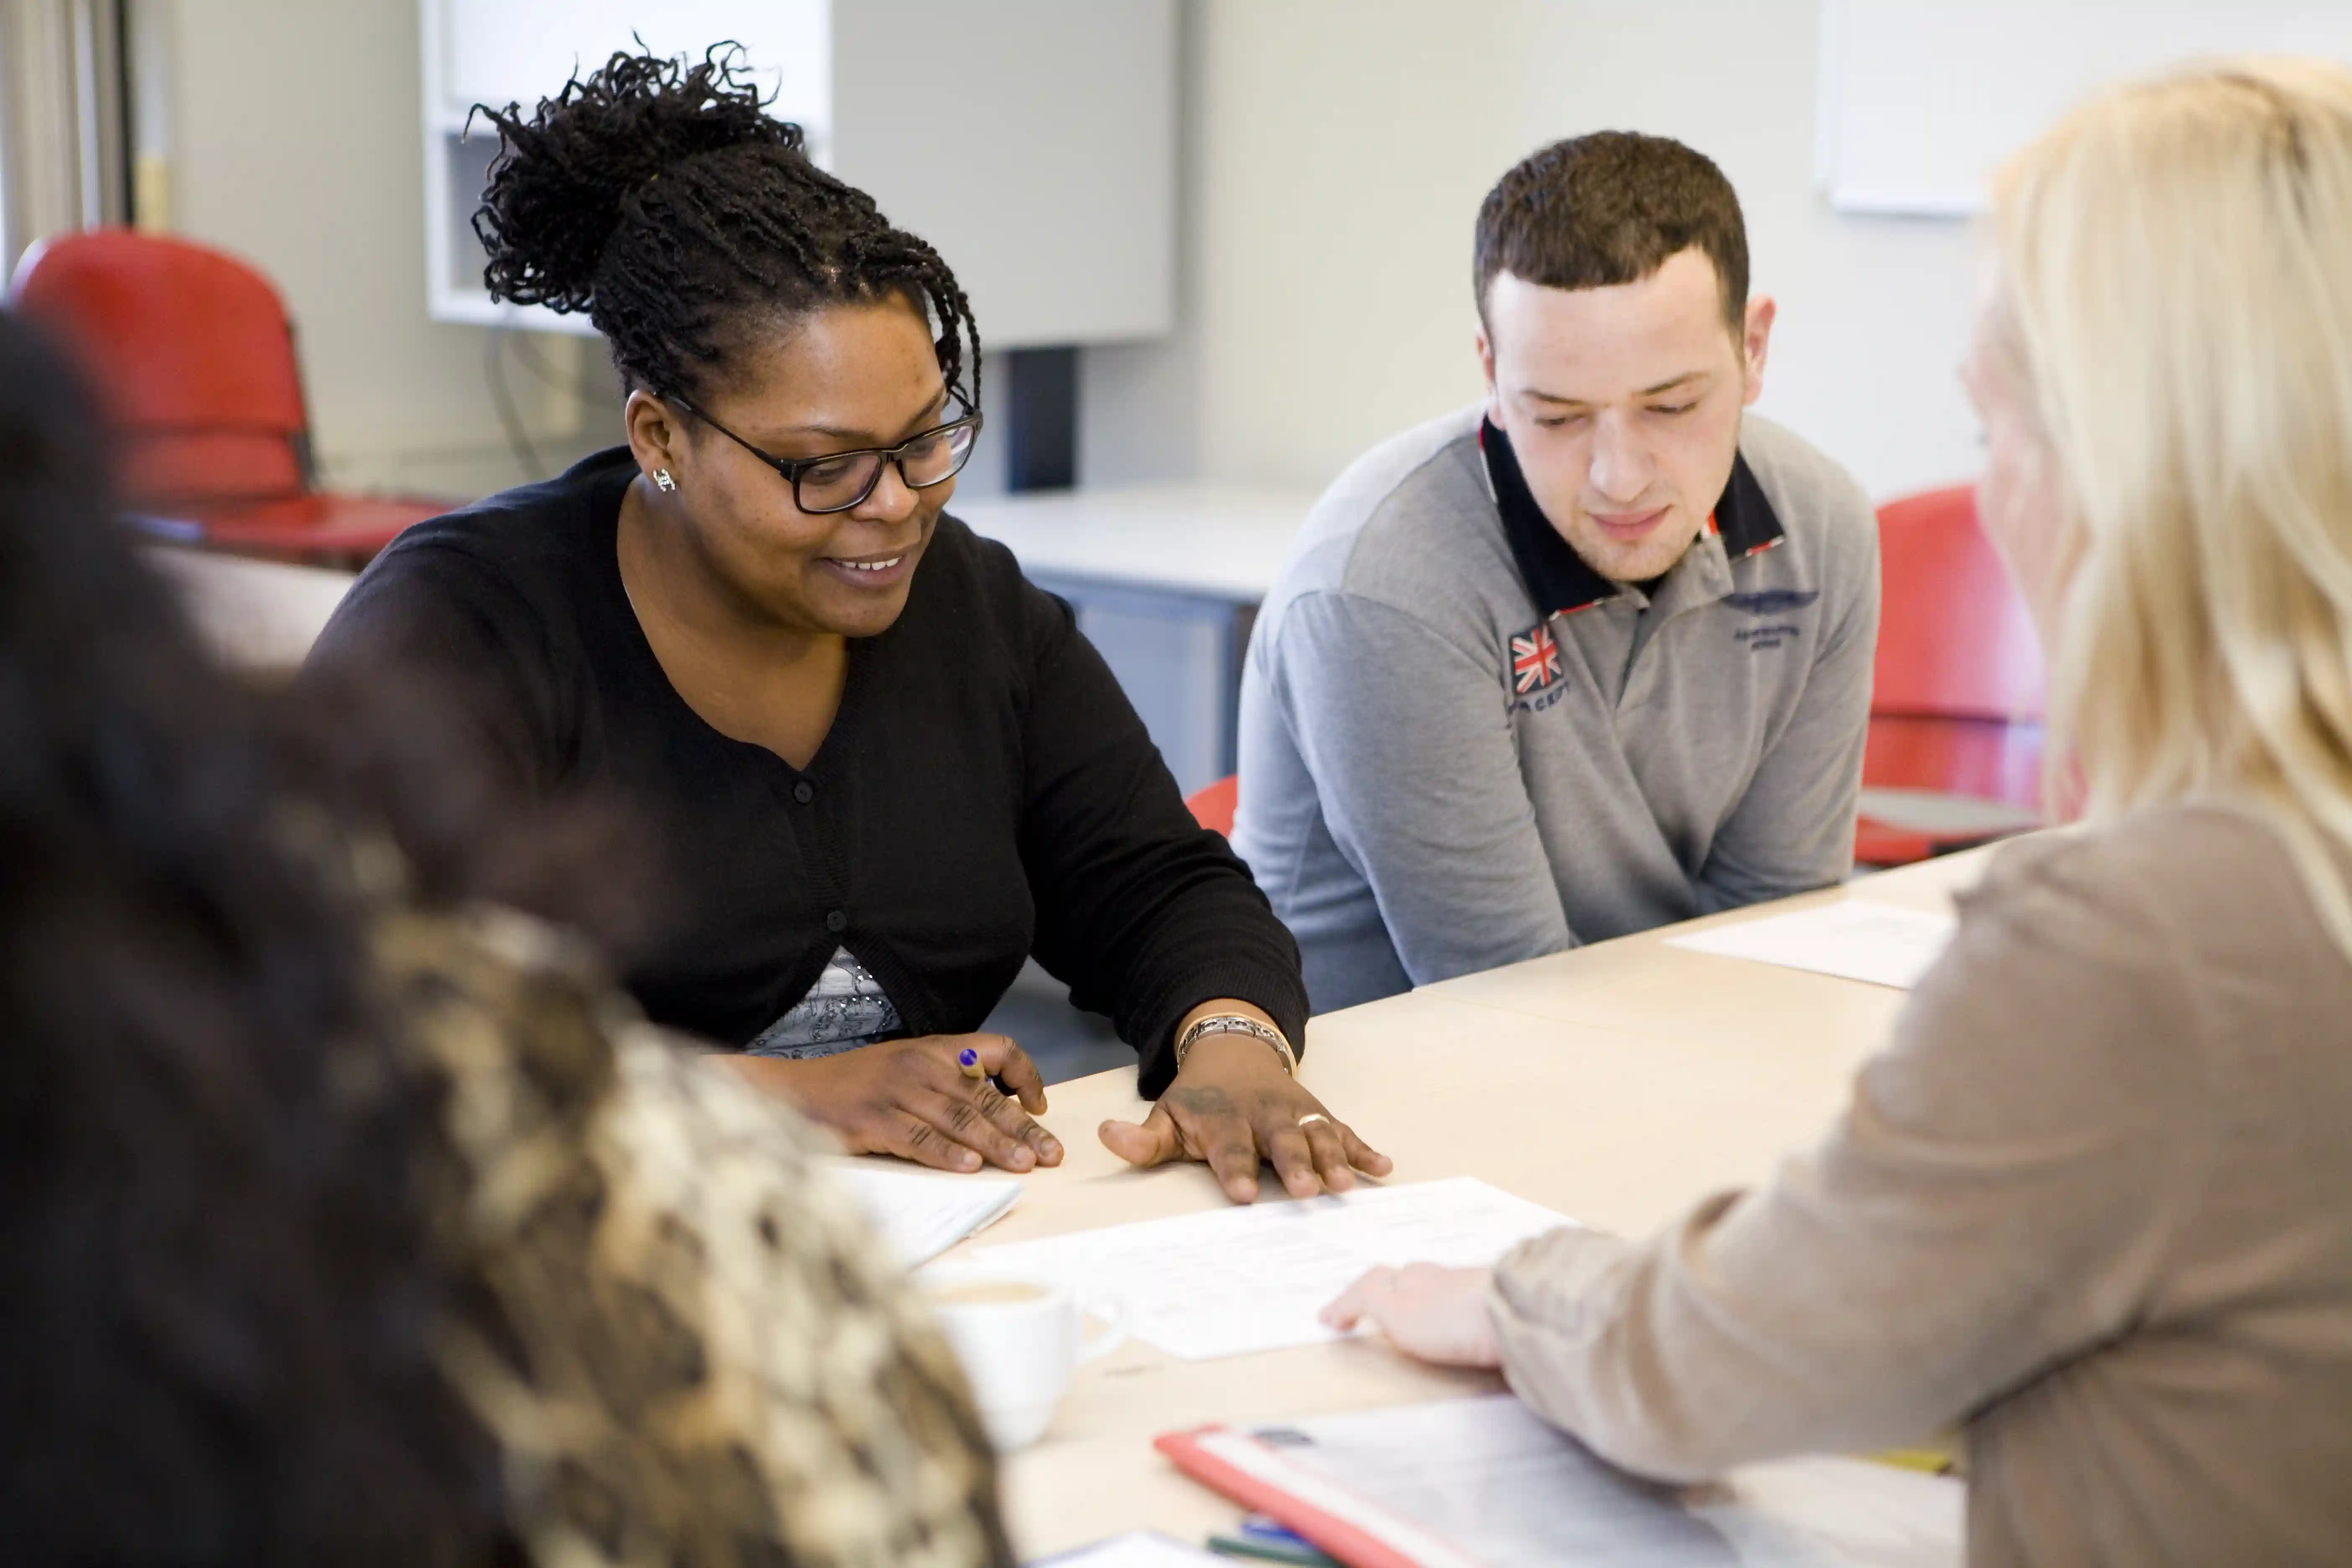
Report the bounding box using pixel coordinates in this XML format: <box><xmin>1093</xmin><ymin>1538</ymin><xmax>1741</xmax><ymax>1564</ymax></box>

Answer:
<box><xmin>722</xmin><ymin>1034</ymin><xmax>1065</xmax><ymax>1174</ymax></box>
<box><xmin>1097</xmin><ymin>1029</ymin><xmax>1392</xmax><ymax>1204</ymax></box>
<box><xmin>1320</xmin><ymin>1264</ymin><xmax>1501</xmax><ymax>1369</ymax></box>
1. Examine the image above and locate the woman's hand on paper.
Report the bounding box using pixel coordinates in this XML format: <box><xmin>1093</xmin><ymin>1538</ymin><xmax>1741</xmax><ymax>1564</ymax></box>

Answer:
<box><xmin>720</xmin><ymin>1034</ymin><xmax>1064</xmax><ymax>1174</ymax></box>
<box><xmin>1321</xmin><ymin>1264</ymin><xmax>1502</xmax><ymax>1369</ymax></box>
<box><xmin>1099</xmin><ymin>1030</ymin><xmax>1392</xmax><ymax>1204</ymax></box>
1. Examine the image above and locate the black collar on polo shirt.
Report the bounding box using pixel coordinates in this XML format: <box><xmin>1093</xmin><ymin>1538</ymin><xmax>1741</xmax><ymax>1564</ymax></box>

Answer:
<box><xmin>1479</xmin><ymin>417</ymin><xmax>1787</xmax><ymax>620</ymax></box>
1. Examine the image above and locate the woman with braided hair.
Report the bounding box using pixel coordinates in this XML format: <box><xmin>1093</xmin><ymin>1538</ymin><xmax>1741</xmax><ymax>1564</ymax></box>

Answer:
<box><xmin>314</xmin><ymin>47</ymin><xmax>1386</xmax><ymax>1204</ymax></box>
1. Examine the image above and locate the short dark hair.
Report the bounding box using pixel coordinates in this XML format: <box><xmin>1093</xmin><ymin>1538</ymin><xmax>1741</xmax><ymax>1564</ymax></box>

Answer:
<box><xmin>474</xmin><ymin>45</ymin><xmax>980</xmax><ymax>411</ymax></box>
<box><xmin>1473</xmin><ymin>131</ymin><xmax>1749</xmax><ymax>335</ymax></box>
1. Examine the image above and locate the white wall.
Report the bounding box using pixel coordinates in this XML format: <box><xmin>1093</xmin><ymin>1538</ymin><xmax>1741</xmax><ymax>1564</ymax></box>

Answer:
<box><xmin>1087</xmin><ymin>0</ymin><xmax>1985</xmax><ymax>504</ymax></box>
<box><xmin>162</xmin><ymin>0</ymin><xmax>594</xmax><ymax>499</ymax></box>
<box><xmin>147</xmin><ymin>0</ymin><xmax>1988</xmax><ymax>508</ymax></box>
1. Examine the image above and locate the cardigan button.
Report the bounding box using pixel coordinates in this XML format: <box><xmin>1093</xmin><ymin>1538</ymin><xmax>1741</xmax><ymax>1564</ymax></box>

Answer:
<box><xmin>825</xmin><ymin>910</ymin><xmax>848</xmax><ymax>934</ymax></box>
<box><xmin>793</xmin><ymin>781</ymin><xmax>815</xmax><ymax>804</ymax></box>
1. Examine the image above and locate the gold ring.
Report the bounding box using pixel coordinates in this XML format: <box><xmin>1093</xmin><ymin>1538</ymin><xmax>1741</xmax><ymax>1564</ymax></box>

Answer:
<box><xmin>1296</xmin><ymin>1112</ymin><xmax>1333</xmax><ymax>1130</ymax></box>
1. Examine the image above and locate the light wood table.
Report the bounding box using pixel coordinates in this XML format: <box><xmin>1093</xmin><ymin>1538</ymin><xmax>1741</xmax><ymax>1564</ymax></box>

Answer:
<box><xmin>1421</xmin><ymin>846</ymin><xmax>1994</xmax><ymax>1044</ymax></box>
<box><xmin>936</xmin><ymin>847</ymin><xmax>2004</xmax><ymax>1556</ymax></box>
<box><xmin>144</xmin><ymin>545</ymin><xmax>357</xmax><ymax>673</ymax></box>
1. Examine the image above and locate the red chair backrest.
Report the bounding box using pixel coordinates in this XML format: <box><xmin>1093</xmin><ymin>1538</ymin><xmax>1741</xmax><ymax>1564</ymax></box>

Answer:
<box><xmin>1873</xmin><ymin>485</ymin><xmax>2045</xmax><ymax>721</ymax></box>
<box><xmin>1186</xmin><ymin>775</ymin><xmax>1239</xmax><ymax>837</ymax></box>
<box><xmin>1867</xmin><ymin>485</ymin><xmax>2048</xmax><ymax>812</ymax></box>
<box><xmin>9</xmin><ymin>229</ymin><xmax>308</xmax><ymax>508</ymax></box>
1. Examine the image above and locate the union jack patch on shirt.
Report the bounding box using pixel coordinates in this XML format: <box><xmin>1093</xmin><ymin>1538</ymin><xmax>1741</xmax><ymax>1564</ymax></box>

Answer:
<box><xmin>1510</xmin><ymin>621</ymin><xmax>1562</xmax><ymax>694</ymax></box>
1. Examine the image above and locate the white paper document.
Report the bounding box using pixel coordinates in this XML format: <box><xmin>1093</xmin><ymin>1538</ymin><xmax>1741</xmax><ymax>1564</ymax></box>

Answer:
<box><xmin>828</xmin><ymin>1162</ymin><xmax>1022</xmax><ymax>1269</ymax></box>
<box><xmin>1666</xmin><ymin>901</ymin><xmax>1958</xmax><ymax>990</ymax></box>
<box><xmin>1031</xmin><ymin>1532</ymin><xmax>1230</xmax><ymax>1568</ymax></box>
<box><xmin>966</xmin><ymin>1177</ymin><xmax>1576</xmax><ymax>1361</ymax></box>
<box><xmin>1255</xmin><ymin>1395</ymin><xmax>1961</xmax><ymax>1568</ymax></box>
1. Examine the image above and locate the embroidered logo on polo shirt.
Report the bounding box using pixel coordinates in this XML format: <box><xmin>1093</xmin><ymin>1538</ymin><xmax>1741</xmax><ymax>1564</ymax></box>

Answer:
<box><xmin>1509</xmin><ymin>621</ymin><xmax>1563</xmax><ymax>694</ymax></box>
<box><xmin>1725</xmin><ymin>588</ymin><xmax>1820</xmax><ymax>615</ymax></box>
<box><xmin>1726</xmin><ymin>587</ymin><xmax>1817</xmax><ymax>654</ymax></box>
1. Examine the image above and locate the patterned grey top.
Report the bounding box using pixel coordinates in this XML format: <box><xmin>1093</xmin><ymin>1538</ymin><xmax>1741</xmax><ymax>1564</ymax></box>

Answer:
<box><xmin>747</xmin><ymin>946</ymin><xmax>905</xmax><ymax>1059</ymax></box>
<box><xmin>378</xmin><ymin>902</ymin><xmax>1009</xmax><ymax>1566</ymax></box>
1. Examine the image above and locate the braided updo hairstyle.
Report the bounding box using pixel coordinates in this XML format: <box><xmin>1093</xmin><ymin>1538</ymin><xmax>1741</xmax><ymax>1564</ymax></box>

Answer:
<box><xmin>472</xmin><ymin>45</ymin><xmax>981</xmax><ymax>412</ymax></box>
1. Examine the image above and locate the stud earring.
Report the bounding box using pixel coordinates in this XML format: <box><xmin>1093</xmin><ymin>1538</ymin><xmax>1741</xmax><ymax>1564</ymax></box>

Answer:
<box><xmin>653</xmin><ymin>469</ymin><xmax>677</xmax><ymax>493</ymax></box>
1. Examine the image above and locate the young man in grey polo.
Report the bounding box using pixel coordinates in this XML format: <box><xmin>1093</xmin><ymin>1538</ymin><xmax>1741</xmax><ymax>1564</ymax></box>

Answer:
<box><xmin>1233</xmin><ymin>132</ymin><xmax>1879</xmax><ymax>1014</ymax></box>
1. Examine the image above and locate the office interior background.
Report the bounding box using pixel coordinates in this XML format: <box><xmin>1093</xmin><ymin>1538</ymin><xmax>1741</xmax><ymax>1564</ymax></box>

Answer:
<box><xmin>7</xmin><ymin>0</ymin><xmax>2079</xmax><ymax>514</ymax></box>
<box><xmin>2</xmin><ymin>0</ymin><xmax>2338</xmax><ymax>1071</ymax></box>
<box><xmin>11</xmin><ymin>6</ymin><xmax>2352</xmax><ymax>1560</ymax></box>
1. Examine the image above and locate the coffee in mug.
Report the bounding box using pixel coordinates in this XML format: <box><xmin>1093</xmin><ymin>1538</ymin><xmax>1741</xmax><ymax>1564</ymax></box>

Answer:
<box><xmin>920</xmin><ymin>1266</ymin><xmax>1126</xmax><ymax>1451</ymax></box>
<box><xmin>928</xmin><ymin>1279</ymin><xmax>1051</xmax><ymax>1308</ymax></box>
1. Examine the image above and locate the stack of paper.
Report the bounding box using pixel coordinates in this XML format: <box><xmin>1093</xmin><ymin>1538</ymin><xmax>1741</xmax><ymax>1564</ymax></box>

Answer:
<box><xmin>828</xmin><ymin>1162</ymin><xmax>1023</xmax><ymax>1268</ymax></box>
<box><xmin>1666</xmin><ymin>901</ymin><xmax>1958</xmax><ymax>990</ymax></box>
<box><xmin>967</xmin><ymin>1177</ymin><xmax>1576</xmax><ymax>1361</ymax></box>
<box><xmin>1170</xmin><ymin>1395</ymin><xmax>1961</xmax><ymax>1568</ymax></box>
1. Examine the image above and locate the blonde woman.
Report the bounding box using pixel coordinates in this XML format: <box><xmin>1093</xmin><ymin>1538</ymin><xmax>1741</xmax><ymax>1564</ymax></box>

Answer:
<box><xmin>1322</xmin><ymin>60</ymin><xmax>2352</xmax><ymax>1566</ymax></box>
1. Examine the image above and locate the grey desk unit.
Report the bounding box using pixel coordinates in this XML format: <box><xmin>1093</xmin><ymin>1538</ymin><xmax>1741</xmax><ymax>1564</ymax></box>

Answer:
<box><xmin>952</xmin><ymin>485</ymin><xmax>1315</xmax><ymax>798</ymax></box>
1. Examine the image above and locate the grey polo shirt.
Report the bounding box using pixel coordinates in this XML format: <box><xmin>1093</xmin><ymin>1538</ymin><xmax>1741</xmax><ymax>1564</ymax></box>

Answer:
<box><xmin>1233</xmin><ymin>407</ymin><xmax>1879</xmax><ymax>1014</ymax></box>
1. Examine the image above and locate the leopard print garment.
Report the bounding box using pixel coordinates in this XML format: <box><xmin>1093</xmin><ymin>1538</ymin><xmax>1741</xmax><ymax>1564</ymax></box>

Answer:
<box><xmin>374</xmin><ymin>902</ymin><xmax>1013</xmax><ymax>1568</ymax></box>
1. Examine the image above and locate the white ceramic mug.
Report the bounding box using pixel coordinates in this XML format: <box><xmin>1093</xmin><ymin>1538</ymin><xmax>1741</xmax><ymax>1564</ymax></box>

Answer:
<box><xmin>920</xmin><ymin>1264</ymin><xmax>1126</xmax><ymax>1451</ymax></box>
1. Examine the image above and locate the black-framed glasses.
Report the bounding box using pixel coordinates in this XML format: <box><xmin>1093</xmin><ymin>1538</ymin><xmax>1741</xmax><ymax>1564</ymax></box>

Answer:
<box><xmin>671</xmin><ymin>395</ymin><xmax>983</xmax><ymax>514</ymax></box>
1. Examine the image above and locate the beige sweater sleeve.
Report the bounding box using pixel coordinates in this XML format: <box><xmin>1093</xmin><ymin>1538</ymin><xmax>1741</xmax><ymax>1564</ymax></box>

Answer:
<box><xmin>1488</xmin><ymin>833</ymin><xmax>2218</xmax><ymax>1481</ymax></box>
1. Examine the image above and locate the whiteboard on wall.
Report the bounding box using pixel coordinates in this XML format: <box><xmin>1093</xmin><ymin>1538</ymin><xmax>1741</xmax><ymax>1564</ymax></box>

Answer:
<box><xmin>1816</xmin><ymin>0</ymin><xmax>2352</xmax><ymax>215</ymax></box>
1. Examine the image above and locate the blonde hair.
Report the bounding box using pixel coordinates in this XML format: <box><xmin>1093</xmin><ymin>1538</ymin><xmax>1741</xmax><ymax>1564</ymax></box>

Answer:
<box><xmin>1991</xmin><ymin>58</ymin><xmax>2352</xmax><ymax>955</ymax></box>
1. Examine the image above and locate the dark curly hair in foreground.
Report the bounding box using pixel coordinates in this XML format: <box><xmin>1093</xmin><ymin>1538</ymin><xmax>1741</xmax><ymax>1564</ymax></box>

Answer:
<box><xmin>0</xmin><ymin>313</ymin><xmax>563</xmax><ymax>1563</ymax></box>
<box><xmin>472</xmin><ymin>44</ymin><xmax>982</xmax><ymax>412</ymax></box>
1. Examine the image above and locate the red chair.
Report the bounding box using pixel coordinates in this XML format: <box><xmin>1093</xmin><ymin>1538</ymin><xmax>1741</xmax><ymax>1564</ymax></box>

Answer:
<box><xmin>1857</xmin><ymin>485</ymin><xmax>2048</xmax><ymax>867</ymax></box>
<box><xmin>8</xmin><ymin>228</ymin><xmax>448</xmax><ymax>565</ymax></box>
<box><xmin>1186</xmin><ymin>775</ymin><xmax>1239</xmax><ymax>837</ymax></box>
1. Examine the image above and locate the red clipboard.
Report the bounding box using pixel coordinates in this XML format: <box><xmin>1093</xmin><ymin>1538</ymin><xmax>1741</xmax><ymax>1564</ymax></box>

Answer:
<box><xmin>1153</xmin><ymin>1426</ymin><xmax>1484</xmax><ymax>1568</ymax></box>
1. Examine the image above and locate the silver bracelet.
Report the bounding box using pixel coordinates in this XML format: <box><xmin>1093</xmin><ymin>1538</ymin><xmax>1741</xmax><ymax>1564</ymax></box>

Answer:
<box><xmin>1173</xmin><ymin>1013</ymin><xmax>1297</xmax><ymax>1076</ymax></box>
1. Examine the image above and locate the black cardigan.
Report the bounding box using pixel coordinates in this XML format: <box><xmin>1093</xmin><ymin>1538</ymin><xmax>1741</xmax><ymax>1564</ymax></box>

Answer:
<box><xmin>310</xmin><ymin>448</ymin><xmax>1306</xmax><ymax>1094</ymax></box>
